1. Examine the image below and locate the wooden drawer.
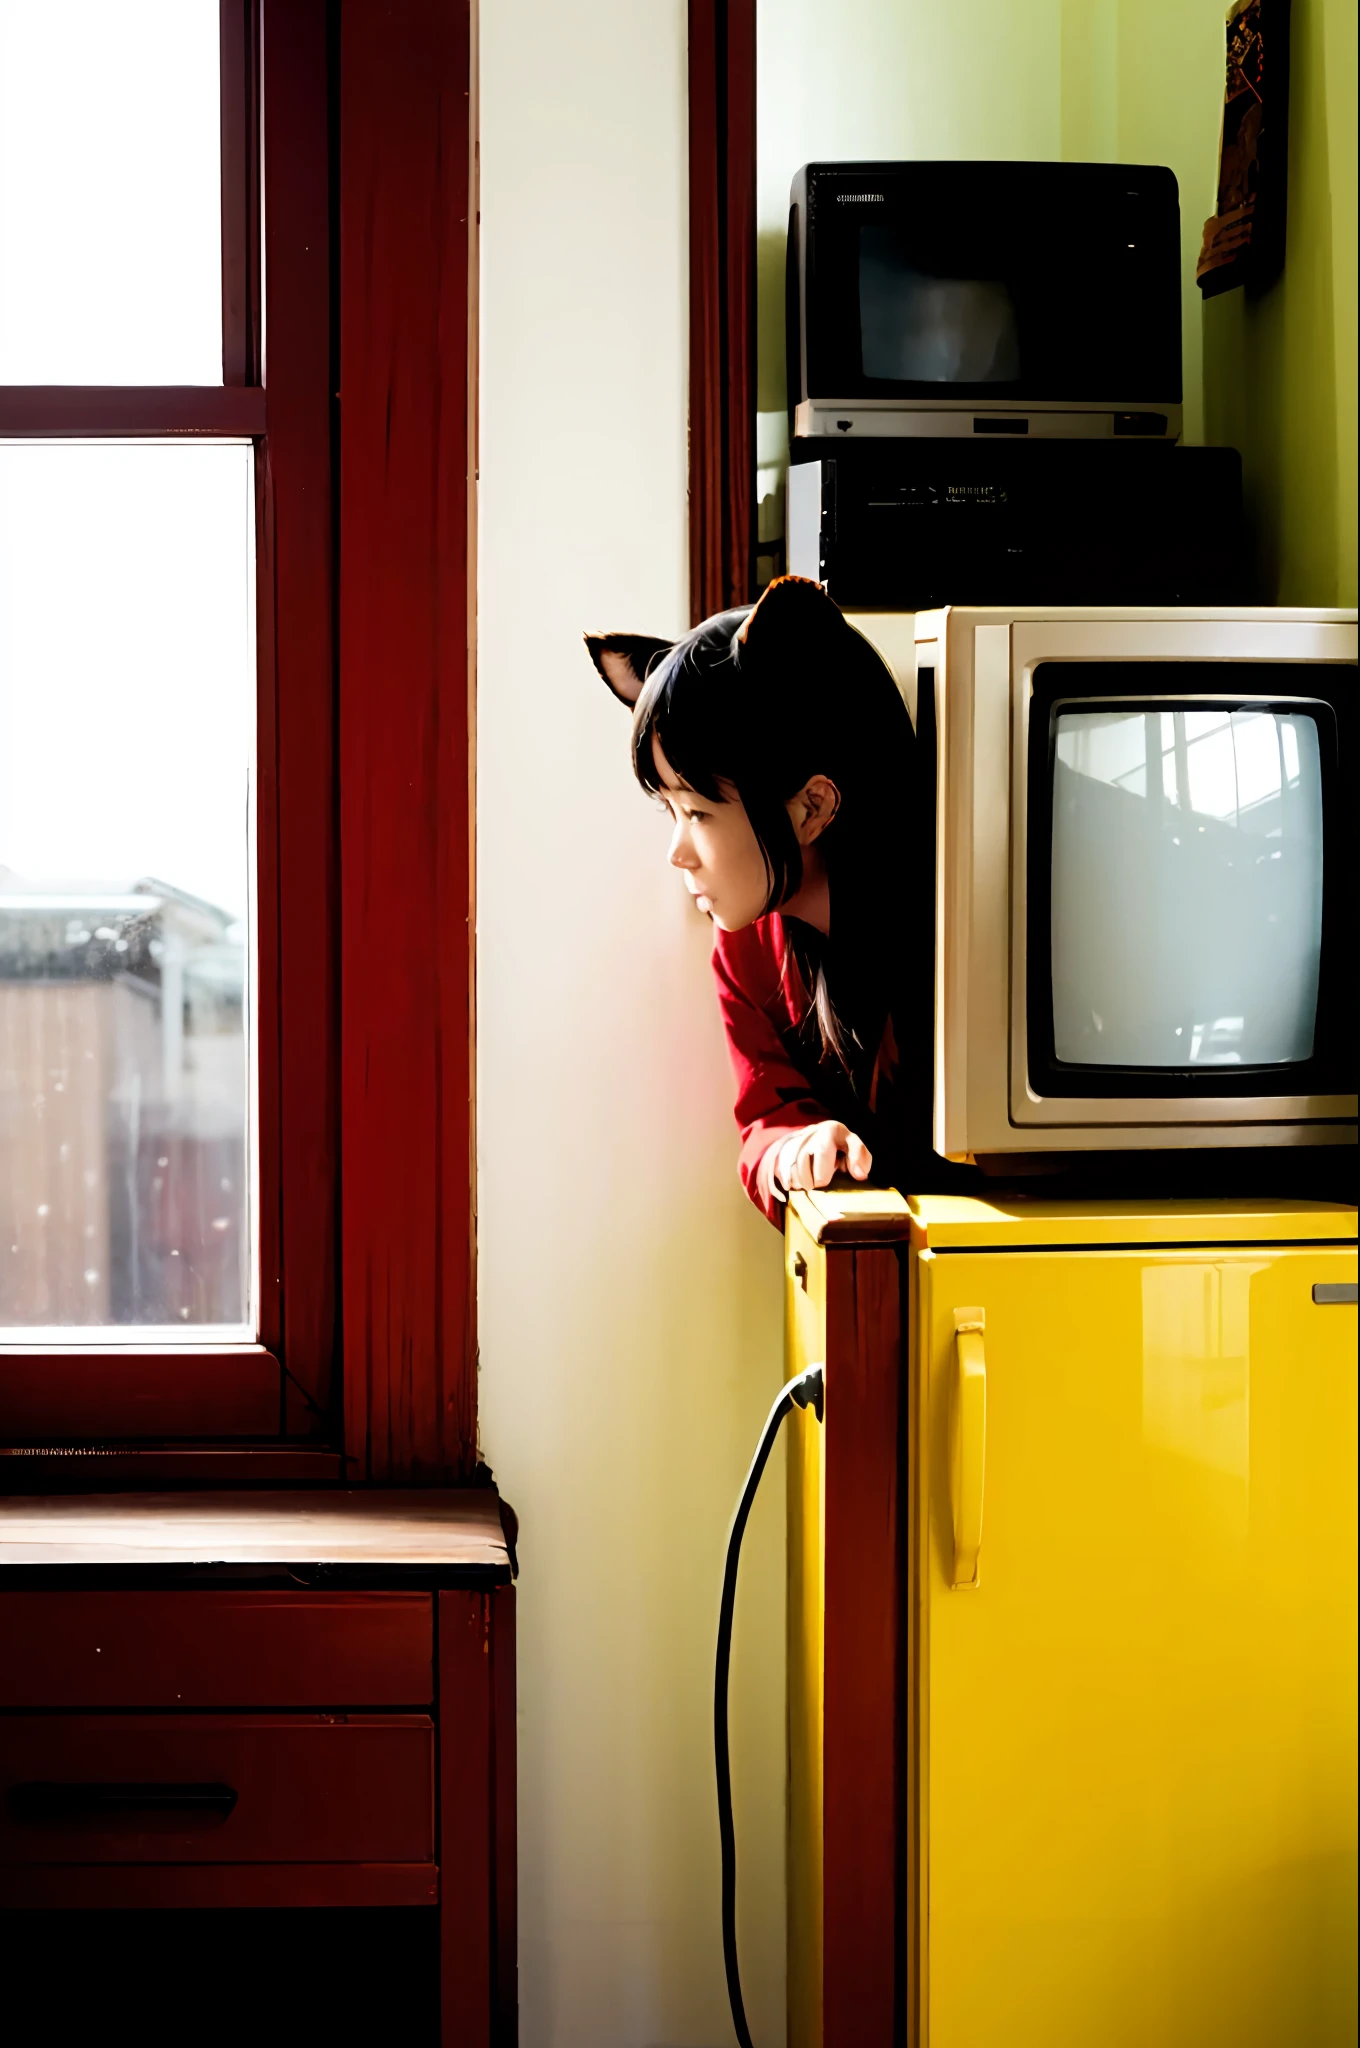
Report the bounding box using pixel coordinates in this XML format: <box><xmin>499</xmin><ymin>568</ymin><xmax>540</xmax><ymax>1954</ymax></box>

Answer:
<box><xmin>0</xmin><ymin>1591</ymin><xmax>432</xmax><ymax>1707</ymax></box>
<box><xmin>0</xmin><ymin>1714</ymin><xmax>433</xmax><ymax>1863</ymax></box>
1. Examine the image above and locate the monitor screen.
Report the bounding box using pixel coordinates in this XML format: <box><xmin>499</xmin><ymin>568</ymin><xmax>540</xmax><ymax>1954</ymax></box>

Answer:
<box><xmin>796</xmin><ymin>163</ymin><xmax>1183</xmax><ymax>404</ymax></box>
<box><xmin>858</xmin><ymin>229</ymin><xmax>1021</xmax><ymax>384</ymax></box>
<box><xmin>1049</xmin><ymin>705</ymin><xmax>1324</xmax><ymax>1068</ymax></box>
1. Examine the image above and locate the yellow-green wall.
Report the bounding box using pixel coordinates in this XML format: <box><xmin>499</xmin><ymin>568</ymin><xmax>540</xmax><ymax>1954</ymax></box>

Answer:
<box><xmin>1063</xmin><ymin>0</ymin><xmax>1225</xmax><ymax>450</ymax></box>
<box><xmin>757</xmin><ymin>0</ymin><xmax>1223</xmax><ymax>452</ymax></box>
<box><xmin>759</xmin><ymin>0</ymin><xmax>1357</xmax><ymax>604</ymax></box>
<box><xmin>1202</xmin><ymin>0</ymin><xmax>1358</xmax><ymax>604</ymax></box>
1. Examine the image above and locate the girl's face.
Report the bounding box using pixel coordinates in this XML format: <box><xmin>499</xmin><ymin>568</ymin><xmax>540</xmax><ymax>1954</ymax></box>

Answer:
<box><xmin>651</xmin><ymin>734</ymin><xmax>773</xmax><ymax>932</ymax></box>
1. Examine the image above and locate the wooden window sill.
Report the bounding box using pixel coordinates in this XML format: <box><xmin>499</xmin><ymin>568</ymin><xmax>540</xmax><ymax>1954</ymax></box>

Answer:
<box><xmin>0</xmin><ymin>1487</ymin><xmax>514</xmax><ymax>1581</ymax></box>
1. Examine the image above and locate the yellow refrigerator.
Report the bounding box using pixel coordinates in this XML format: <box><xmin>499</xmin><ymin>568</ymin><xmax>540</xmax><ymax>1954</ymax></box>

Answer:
<box><xmin>785</xmin><ymin>1191</ymin><xmax>1359</xmax><ymax>2048</ymax></box>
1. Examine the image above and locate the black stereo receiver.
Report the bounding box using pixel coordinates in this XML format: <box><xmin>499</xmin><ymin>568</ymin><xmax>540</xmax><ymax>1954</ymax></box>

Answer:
<box><xmin>786</xmin><ymin>440</ymin><xmax>1248</xmax><ymax>608</ymax></box>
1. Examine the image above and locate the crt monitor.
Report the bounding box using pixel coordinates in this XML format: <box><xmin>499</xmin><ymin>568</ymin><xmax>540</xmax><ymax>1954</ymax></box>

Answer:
<box><xmin>889</xmin><ymin>606</ymin><xmax>1359</xmax><ymax>1160</ymax></box>
<box><xmin>1026</xmin><ymin>663</ymin><xmax>1354</xmax><ymax>1107</ymax></box>
<box><xmin>787</xmin><ymin>161</ymin><xmax>1184</xmax><ymax>440</ymax></box>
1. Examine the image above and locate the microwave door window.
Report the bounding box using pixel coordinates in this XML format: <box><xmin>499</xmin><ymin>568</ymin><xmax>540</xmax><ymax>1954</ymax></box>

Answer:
<box><xmin>1049</xmin><ymin>708</ymin><xmax>1325</xmax><ymax>1068</ymax></box>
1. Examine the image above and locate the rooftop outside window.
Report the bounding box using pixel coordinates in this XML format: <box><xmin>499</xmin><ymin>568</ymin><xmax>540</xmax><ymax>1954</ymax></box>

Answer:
<box><xmin>0</xmin><ymin>440</ymin><xmax>254</xmax><ymax>1335</ymax></box>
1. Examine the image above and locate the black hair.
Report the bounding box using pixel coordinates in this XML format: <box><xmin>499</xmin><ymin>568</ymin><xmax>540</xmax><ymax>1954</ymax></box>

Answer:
<box><xmin>629</xmin><ymin>576</ymin><xmax>916</xmax><ymax>1077</ymax></box>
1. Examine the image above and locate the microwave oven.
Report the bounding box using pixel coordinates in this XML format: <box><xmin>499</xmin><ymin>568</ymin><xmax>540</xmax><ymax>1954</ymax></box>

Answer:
<box><xmin>787</xmin><ymin>162</ymin><xmax>1183</xmax><ymax>443</ymax></box>
<box><xmin>850</xmin><ymin>607</ymin><xmax>1358</xmax><ymax>1159</ymax></box>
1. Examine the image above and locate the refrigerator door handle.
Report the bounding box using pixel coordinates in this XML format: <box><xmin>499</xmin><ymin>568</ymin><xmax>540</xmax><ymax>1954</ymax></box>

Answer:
<box><xmin>951</xmin><ymin>1309</ymin><xmax>987</xmax><ymax>1588</ymax></box>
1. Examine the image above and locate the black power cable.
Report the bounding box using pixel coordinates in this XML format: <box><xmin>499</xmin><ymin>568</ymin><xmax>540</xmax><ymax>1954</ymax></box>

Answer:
<box><xmin>715</xmin><ymin>1364</ymin><xmax>825</xmax><ymax>2048</ymax></box>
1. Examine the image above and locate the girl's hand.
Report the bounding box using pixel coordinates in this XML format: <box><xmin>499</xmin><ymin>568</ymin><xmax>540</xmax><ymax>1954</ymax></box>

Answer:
<box><xmin>775</xmin><ymin>1121</ymin><xmax>872</xmax><ymax>1193</ymax></box>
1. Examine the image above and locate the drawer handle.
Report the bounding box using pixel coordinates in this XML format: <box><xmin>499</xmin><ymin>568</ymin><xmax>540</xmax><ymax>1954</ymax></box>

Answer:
<box><xmin>11</xmin><ymin>1781</ymin><xmax>239</xmax><ymax>1823</ymax></box>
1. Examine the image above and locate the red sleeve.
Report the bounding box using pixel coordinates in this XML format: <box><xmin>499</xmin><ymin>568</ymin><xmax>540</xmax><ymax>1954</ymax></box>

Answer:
<box><xmin>710</xmin><ymin>919</ymin><xmax>835</xmax><ymax>1227</ymax></box>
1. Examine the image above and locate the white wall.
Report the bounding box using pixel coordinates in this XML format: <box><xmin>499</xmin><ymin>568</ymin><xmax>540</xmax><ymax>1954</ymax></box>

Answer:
<box><xmin>478</xmin><ymin>6</ymin><xmax>788</xmax><ymax>2044</ymax></box>
<box><xmin>478</xmin><ymin>9</ymin><xmax>1228</xmax><ymax>2042</ymax></box>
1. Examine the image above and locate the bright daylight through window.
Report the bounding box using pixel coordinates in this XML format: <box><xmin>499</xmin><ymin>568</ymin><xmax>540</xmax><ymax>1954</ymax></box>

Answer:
<box><xmin>0</xmin><ymin>1</ymin><xmax>222</xmax><ymax>384</ymax></box>
<box><xmin>0</xmin><ymin>3</ymin><xmax>255</xmax><ymax>1339</ymax></box>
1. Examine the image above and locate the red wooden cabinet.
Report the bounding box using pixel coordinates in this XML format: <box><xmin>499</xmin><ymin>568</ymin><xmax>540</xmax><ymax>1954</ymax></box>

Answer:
<box><xmin>0</xmin><ymin>1715</ymin><xmax>436</xmax><ymax>1867</ymax></box>
<box><xmin>0</xmin><ymin>1590</ymin><xmax>434</xmax><ymax>1708</ymax></box>
<box><xmin>0</xmin><ymin>1492</ymin><xmax>516</xmax><ymax>2045</ymax></box>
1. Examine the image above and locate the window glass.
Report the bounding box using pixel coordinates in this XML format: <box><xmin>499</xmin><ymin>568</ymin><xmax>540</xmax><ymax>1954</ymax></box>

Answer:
<box><xmin>0</xmin><ymin>442</ymin><xmax>253</xmax><ymax>1334</ymax></box>
<box><xmin>1051</xmin><ymin>705</ymin><xmax>1324</xmax><ymax>1068</ymax></box>
<box><xmin>0</xmin><ymin>1</ymin><xmax>222</xmax><ymax>384</ymax></box>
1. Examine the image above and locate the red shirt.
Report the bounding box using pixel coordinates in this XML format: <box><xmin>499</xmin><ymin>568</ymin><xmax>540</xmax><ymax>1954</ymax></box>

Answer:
<box><xmin>712</xmin><ymin>913</ymin><xmax>908</xmax><ymax>1225</ymax></box>
<box><xmin>711</xmin><ymin>915</ymin><xmax>821</xmax><ymax>1223</ymax></box>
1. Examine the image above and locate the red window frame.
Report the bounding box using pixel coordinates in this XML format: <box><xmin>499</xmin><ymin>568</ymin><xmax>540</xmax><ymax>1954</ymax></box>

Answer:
<box><xmin>688</xmin><ymin>0</ymin><xmax>756</xmax><ymax>621</ymax></box>
<box><xmin>0</xmin><ymin>0</ymin><xmax>476</xmax><ymax>1488</ymax></box>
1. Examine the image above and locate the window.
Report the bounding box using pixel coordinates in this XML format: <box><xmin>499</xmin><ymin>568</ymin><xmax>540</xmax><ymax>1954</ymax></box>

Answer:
<box><xmin>0</xmin><ymin>441</ymin><xmax>255</xmax><ymax>1336</ymax></box>
<box><xmin>0</xmin><ymin>3</ymin><xmax>223</xmax><ymax>384</ymax></box>
<box><xmin>0</xmin><ymin>0</ymin><xmax>477</xmax><ymax>1483</ymax></box>
<box><xmin>0</xmin><ymin>1</ymin><xmax>337</xmax><ymax>1461</ymax></box>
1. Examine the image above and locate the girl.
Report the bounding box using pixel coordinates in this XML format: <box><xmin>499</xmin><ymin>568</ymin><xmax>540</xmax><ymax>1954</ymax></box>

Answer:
<box><xmin>587</xmin><ymin>574</ymin><xmax>951</xmax><ymax>1226</ymax></box>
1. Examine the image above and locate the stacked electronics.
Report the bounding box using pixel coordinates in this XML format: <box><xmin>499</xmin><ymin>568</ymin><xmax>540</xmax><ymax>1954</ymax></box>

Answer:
<box><xmin>754</xmin><ymin>161</ymin><xmax>1356</xmax><ymax>2048</ymax></box>
<box><xmin>783</xmin><ymin>157</ymin><xmax>1355</xmax><ymax>1178</ymax></box>
<box><xmin>784</xmin><ymin>160</ymin><xmax>1248</xmax><ymax>606</ymax></box>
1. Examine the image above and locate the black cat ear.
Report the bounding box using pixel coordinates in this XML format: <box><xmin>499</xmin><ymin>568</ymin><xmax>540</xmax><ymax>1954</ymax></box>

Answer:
<box><xmin>735</xmin><ymin>574</ymin><xmax>843</xmax><ymax>659</ymax></box>
<box><xmin>583</xmin><ymin>631</ymin><xmax>675</xmax><ymax>708</ymax></box>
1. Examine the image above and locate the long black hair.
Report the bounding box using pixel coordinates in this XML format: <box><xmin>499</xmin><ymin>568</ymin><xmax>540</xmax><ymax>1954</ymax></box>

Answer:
<box><xmin>627</xmin><ymin>576</ymin><xmax>917</xmax><ymax>1081</ymax></box>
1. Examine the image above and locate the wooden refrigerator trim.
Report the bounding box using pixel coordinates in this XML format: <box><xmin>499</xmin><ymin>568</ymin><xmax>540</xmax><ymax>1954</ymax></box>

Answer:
<box><xmin>822</xmin><ymin>1237</ymin><xmax>906</xmax><ymax>2047</ymax></box>
<box><xmin>787</xmin><ymin>1197</ymin><xmax>909</xmax><ymax>2046</ymax></box>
